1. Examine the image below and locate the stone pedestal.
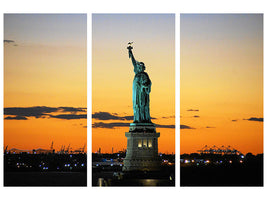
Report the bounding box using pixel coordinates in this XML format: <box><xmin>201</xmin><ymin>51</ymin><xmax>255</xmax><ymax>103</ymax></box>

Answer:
<box><xmin>123</xmin><ymin>123</ymin><xmax>161</xmax><ymax>171</ymax></box>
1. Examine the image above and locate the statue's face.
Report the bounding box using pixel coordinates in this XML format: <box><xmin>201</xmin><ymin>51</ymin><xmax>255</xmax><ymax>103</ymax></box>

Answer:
<box><xmin>142</xmin><ymin>65</ymin><xmax>146</xmax><ymax>71</ymax></box>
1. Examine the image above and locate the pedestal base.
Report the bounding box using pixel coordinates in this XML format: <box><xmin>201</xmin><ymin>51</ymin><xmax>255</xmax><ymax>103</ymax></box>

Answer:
<box><xmin>123</xmin><ymin>123</ymin><xmax>160</xmax><ymax>171</ymax></box>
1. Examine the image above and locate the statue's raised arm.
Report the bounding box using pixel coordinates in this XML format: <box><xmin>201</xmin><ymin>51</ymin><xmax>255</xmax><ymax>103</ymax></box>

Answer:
<box><xmin>127</xmin><ymin>42</ymin><xmax>138</xmax><ymax>73</ymax></box>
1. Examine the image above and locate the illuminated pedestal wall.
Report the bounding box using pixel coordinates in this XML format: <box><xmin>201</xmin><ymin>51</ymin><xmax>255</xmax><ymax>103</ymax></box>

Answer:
<box><xmin>123</xmin><ymin>123</ymin><xmax>161</xmax><ymax>171</ymax></box>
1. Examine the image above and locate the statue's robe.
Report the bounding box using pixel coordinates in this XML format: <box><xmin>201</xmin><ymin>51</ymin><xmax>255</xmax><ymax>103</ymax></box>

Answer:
<box><xmin>133</xmin><ymin>71</ymin><xmax>151</xmax><ymax>123</ymax></box>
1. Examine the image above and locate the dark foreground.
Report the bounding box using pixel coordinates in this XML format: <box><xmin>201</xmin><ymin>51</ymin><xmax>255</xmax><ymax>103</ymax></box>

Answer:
<box><xmin>4</xmin><ymin>153</ymin><xmax>87</xmax><ymax>186</ymax></box>
<box><xmin>181</xmin><ymin>153</ymin><xmax>263</xmax><ymax>186</ymax></box>
<box><xmin>92</xmin><ymin>152</ymin><xmax>175</xmax><ymax>186</ymax></box>
<box><xmin>181</xmin><ymin>165</ymin><xmax>263</xmax><ymax>186</ymax></box>
<box><xmin>92</xmin><ymin>166</ymin><xmax>175</xmax><ymax>186</ymax></box>
<box><xmin>5</xmin><ymin>172</ymin><xmax>87</xmax><ymax>186</ymax></box>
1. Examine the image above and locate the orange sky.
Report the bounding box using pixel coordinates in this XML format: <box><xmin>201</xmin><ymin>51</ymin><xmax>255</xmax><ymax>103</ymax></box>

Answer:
<box><xmin>4</xmin><ymin>14</ymin><xmax>262</xmax><ymax>156</ymax></box>
<box><xmin>4</xmin><ymin>14</ymin><xmax>87</xmax><ymax>151</ymax></box>
<box><xmin>180</xmin><ymin>14</ymin><xmax>263</xmax><ymax>155</ymax></box>
<box><xmin>92</xmin><ymin>14</ymin><xmax>175</xmax><ymax>154</ymax></box>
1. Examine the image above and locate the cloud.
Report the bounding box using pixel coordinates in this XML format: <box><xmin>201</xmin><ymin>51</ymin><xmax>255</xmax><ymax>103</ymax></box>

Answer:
<box><xmin>5</xmin><ymin>116</ymin><xmax>28</xmax><ymax>120</ymax></box>
<box><xmin>244</xmin><ymin>117</ymin><xmax>263</xmax><ymax>122</ymax></box>
<box><xmin>92</xmin><ymin>112</ymin><xmax>131</xmax><ymax>120</ymax></box>
<box><xmin>4</xmin><ymin>39</ymin><xmax>15</xmax><ymax>43</ymax></box>
<box><xmin>93</xmin><ymin>122</ymin><xmax>130</xmax><ymax>129</ymax></box>
<box><xmin>92</xmin><ymin>111</ymin><xmax>156</xmax><ymax>121</ymax></box>
<box><xmin>156</xmin><ymin>124</ymin><xmax>175</xmax><ymax>129</ymax></box>
<box><xmin>122</xmin><ymin>116</ymin><xmax>134</xmax><ymax>120</ymax></box>
<box><xmin>93</xmin><ymin>122</ymin><xmax>175</xmax><ymax>129</ymax></box>
<box><xmin>4</xmin><ymin>106</ymin><xmax>87</xmax><ymax>120</ymax></box>
<box><xmin>4</xmin><ymin>106</ymin><xmax>58</xmax><ymax>118</ymax></box>
<box><xmin>193</xmin><ymin>115</ymin><xmax>200</xmax><ymax>118</ymax></box>
<box><xmin>187</xmin><ymin>109</ymin><xmax>199</xmax><ymax>112</ymax></box>
<box><xmin>58</xmin><ymin>107</ymin><xmax>86</xmax><ymax>113</ymax></box>
<box><xmin>232</xmin><ymin>119</ymin><xmax>237</xmax><ymax>122</ymax></box>
<box><xmin>50</xmin><ymin>114</ymin><xmax>87</xmax><ymax>120</ymax></box>
<box><xmin>206</xmin><ymin>126</ymin><xmax>215</xmax><ymax>128</ymax></box>
<box><xmin>180</xmin><ymin>125</ymin><xmax>194</xmax><ymax>129</ymax></box>
<box><xmin>162</xmin><ymin>115</ymin><xmax>175</xmax><ymax>119</ymax></box>
<box><xmin>4</xmin><ymin>40</ymin><xmax>18</xmax><ymax>46</ymax></box>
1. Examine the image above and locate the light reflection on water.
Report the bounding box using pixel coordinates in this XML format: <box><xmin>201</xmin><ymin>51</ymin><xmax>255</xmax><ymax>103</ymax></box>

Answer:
<box><xmin>140</xmin><ymin>179</ymin><xmax>158</xmax><ymax>186</ymax></box>
<box><xmin>97</xmin><ymin>177</ymin><xmax>172</xmax><ymax>186</ymax></box>
<box><xmin>97</xmin><ymin>178</ymin><xmax>104</xmax><ymax>187</ymax></box>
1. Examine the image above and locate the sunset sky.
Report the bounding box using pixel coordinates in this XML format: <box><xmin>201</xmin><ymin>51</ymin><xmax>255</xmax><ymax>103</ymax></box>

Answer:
<box><xmin>92</xmin><ymin>14</ymin><xmax>175</xmax><ymax>154</ymax></box>
<box><xmin>4</xmin><ymin>13</ymin><xmax>262</xmax><ymax>156</ymax></box>
<box><xmin>180</xmin><ymin>14</ymin><xmax>263</xmax><ymax>155</ymax></box>
<box><xmin>4</xmin><ymin>14</ymin><xmax>87</xmax><ymax>151</ymax></box>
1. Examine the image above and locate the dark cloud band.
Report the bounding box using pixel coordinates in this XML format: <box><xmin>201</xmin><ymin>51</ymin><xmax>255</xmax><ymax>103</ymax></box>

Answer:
<box><xmin>4</xmin><ymin>106</ymin><xmax>58</xmax><ymax>118</ymax></box>
<box><xmin>187</xmin><ymin>109</ymin><xmax>199</xmax><ymax>112</ymax></box>
<box><xmin>244</xmin><ymin>117</ymin><xmax>263</xmax><ymax>122</ymax></box>
<box><xmin>4</xmin><ymin>39</ymin><xmax>15</xmax><ymax>43</ymax></box>
<box><xmin>4</xmin><ymin>106</ymin><xmax>86</xmax><ymax>120</ymax></box>
<box><xmin>50</xmin><ymin>114</ymin><xmax>87</xmax><ymax>120</ymax></box>
<box><xmin>180</xmin><ymin>125</ymin><xmax>194</xmax><ymax>129</ymax></box>
<box><xmin>93</xmin><ymin>122</ymin><xmax>175</xmax><ymax>129</ymax></box>
<box><xmin>5</xmin><ymin>116</ymin><xmax>28</xmax><ymax>120</ymax></box>
<box><xmin>92</xmin><ymin>111</ymin><xmax>156</xmax><ymax>121</ymax></box>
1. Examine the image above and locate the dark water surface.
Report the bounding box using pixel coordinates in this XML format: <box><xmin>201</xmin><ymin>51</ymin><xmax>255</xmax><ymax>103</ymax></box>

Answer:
<box><xmin>181</xmin><ymin>165</ymin><xmax>263</xmax><ymax>186</ymax></box>
<box><xmin>4</xmin><ymin>172</ymin><xmax>87</xmax><ymax>186</ymax></box>
<box><xmin>92</xmin><ymin>171</ymin><xmax>175</xmax><ymax>186</ymax></box>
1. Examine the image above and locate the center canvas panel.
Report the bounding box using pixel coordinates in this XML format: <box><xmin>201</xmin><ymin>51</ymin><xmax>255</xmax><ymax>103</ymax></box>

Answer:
<box><xmin>92</xmin><ymin>14</ymin><xmax>175</xmax><ymax>186</ymax></box>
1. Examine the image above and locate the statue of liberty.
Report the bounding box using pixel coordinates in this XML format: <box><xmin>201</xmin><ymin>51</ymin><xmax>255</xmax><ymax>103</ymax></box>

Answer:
<box><xmin>127</xmin><ymin>42</ymin><xmax>152</xmax><ymax>123</ymax></box>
